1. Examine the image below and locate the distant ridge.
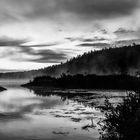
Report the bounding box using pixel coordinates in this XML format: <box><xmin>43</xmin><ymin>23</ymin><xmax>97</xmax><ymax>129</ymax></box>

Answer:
<box><xmin>0</xmin><ymin>44</ymin><xmax>140</xmax><ymax>79</ymax></box>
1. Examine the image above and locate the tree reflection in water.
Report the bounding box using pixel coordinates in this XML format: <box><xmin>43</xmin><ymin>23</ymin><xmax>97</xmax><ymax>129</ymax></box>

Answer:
<box><xmin>100</xmin><ymin>92</ymin><xmax>140</xmax><ymax>140</ymax></box>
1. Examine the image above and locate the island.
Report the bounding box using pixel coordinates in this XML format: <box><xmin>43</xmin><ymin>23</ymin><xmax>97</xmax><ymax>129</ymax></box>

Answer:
<box><xmin>22</xmin><ymin>74</ymin><xmax>140</xmax><ymax>91</ymax></box>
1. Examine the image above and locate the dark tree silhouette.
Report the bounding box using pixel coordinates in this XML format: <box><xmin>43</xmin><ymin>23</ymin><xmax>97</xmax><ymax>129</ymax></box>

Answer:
<box><xmin>100</xmin><ymin>92</ymin><xmax>140</xmax><ymax>140</ymax></box>
<box><xmin>23</xmin><ymin>74</ymin><xmax>140</xmax><ymax>90</ymax></box>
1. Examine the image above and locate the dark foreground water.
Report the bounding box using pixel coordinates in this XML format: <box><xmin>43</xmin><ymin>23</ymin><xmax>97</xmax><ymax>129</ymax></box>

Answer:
<box><xmin>0</xmin><ymin>80</ymin><xmax>127</xmax><ymax>140</ymax></box>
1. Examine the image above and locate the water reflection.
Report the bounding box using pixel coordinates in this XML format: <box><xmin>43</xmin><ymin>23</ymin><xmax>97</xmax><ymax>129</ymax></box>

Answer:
<box><xmin>0</xmin><ymin>86</ymin><xmax>128</xmax><ymax>140</ymax></box>
<box><xmin>32</xmin><ymin>88</ymin><xmax>127</xmax><ymax>107</ymax></box>
<box><xmin>0</xmin><ymin>88</ymin><xmax>64</xmax><ymax>122</ymax></box>
<box><xmin>0</xmin><ymin>87</ymin><xmax>102</xmax><ymax>140</ymax></box>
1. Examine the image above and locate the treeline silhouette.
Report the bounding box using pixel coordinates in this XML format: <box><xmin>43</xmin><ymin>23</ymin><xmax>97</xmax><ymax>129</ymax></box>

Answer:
<box><xmin>100</xmin><ymin>92</ymin><xmax>140</xmax><ymax>140</ymax></box>
<box><xmin>1</xmin><ymin>44</ymin><xmax>140</xmax><ymax>79</ymax></box>
<box><xmin>23</xmin><ymin>74</ymin><xmax>140</xmax><ymax>90</ymax></box>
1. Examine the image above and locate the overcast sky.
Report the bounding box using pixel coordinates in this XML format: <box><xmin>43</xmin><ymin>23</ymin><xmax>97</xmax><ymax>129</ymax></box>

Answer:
<box><xmin>0</xmin><ymin>0</ymin><xmax>140</xmax><ymax>72</ymax></box>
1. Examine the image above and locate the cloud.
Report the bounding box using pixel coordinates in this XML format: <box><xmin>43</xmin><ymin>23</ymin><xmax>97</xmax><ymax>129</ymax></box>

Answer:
<box><xmin>114</xmin><ymin>28</ymin><xmax>140</xmax><ymax>40</ymax></box>
<box><xmin>66</xmin><ymin>36</ymin><xmax>107</xmax><ymax>42</ymax></box>
<box><xmin>0</xmin><ymin>46</ymin><xmax>67</xmax><ymax>63</ymax></box>
<box><xmin>65</xmin><ymin>37</ymin><xmax>82</xmax><ymax>42</ymax></box>
<box><xmin>78</xmin><ymin>42</ymin><xmax>110</xmax><ymax>48</ymax></box>
<box><xmin>0</xmin><ymin>0</ymin><xmax>139</xmax><ymax>23</ymax></box>
<box><xmin>82</xmin><ymin>37</ymin><xmax>107</xmax><ymax>42</ymax></box>
<box><xmin>0</xmin><ymin>37</ymin><xmax>67</xmax><ymax>63</ymax></box>
<box><xmin>62</xmin><ymin>0</ymin><xmax>139</xmax><ymax>19</ymax></box>
<box><xmin>114</xmin><ymin>28</ymin><xmax>135</xmax><ymax>34</ymax></box>
<box><xmin>114</xmin><ymin>28</ymin><xmax>136</xmax><ymax>37</ymax></box>
<box><xmin>31</xmin><ymin>51</ymin><xmax>67</xmax><ymax>63</ymax></box>
<box><xmin>114</xmin><ymin>39</ymin><xmax>140</xmax><ymax>46</ymax></box>
<box><xmin>20</xmin><ymin>43</ymin><xmax>59</xmax><ymax>48</ymax></box>
<box><xmin>0</xmin><ymin>37</ymin><xmax>27</xmax><ymax>46</ymax></box>
<box><xmin>18</xmin><ymin>47</ymin><xmax>67</xmax><ymax>63</ymax></box>
<box><xmin>0</xmin><ymin>37</ymin><xmax>61</xmax><ymax>48</ymax></box>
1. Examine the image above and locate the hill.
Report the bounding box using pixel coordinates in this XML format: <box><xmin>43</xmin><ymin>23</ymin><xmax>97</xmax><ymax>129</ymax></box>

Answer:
<box><xmin>0</xmin><ymin>44</ymin><xmax>140</xmax><ymax>79</ymax></box>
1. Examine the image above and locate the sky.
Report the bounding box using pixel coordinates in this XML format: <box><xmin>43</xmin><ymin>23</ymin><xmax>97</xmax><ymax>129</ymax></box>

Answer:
<box><xmin>0</xmin><ymin>0</ymin><xmax>140</xmax><ymax>72</ymax></box>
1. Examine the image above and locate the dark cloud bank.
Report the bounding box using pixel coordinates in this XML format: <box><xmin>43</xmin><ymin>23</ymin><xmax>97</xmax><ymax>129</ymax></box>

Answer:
<box><xmin>1</xmin><ymin>0</ymin><xmax>139</xmax><ymax>22</ymax></box>
<box><xmin>0</xmin><ymin>37</ymin><xmax>66</xmax><ymax>63</ymax></box>
<box><xmin>60</xmin><ymin>0</ymin><xmax>139</xmax><ymax>18</ymax></box>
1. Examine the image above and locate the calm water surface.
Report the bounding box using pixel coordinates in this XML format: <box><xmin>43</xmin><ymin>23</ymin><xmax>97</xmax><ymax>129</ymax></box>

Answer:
<box><xmin>0</xmin><ymin>80</ymin><xmax>127</xmax><ymax>140</ymax></box>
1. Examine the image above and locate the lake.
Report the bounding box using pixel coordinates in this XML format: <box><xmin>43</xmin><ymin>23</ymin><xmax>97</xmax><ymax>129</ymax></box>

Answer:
<box><xmin>0</xmin><ymin>80</ymin><xmax>127</xmax><ymax>140</ymax></box>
